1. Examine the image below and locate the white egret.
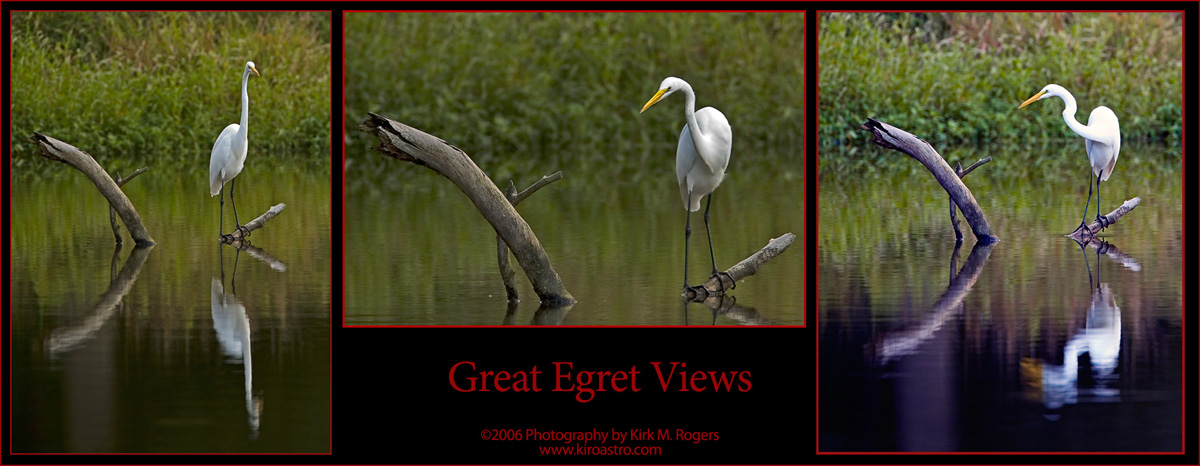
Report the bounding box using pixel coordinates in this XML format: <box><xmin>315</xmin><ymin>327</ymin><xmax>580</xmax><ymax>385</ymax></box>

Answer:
<box><xmin>640</xmin><ymin>77</ymin><xmax>734</xmax><ymax>292</ymax></box>
<box><xmin>209</xmin><ymin>61</ymin><xmax>260</xmax><ymax>238</ymax></box>
<box><xmin>1019</xmin><ymin>84</ymin><xmax>1121</xmax><ymax>233</ymax></box>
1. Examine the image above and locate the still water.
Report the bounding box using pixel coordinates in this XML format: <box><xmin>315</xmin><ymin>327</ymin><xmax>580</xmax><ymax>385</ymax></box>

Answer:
<box><xmin>10</xmin><ymin>167</ymin><xmax>331</xmax><ymax>453</ymax></box>
<box><xmin>345</xmin><ymin>146</ymin><xmax>804</xmax><ymax>325</ymax></box>
<box><xmin>818</xmin><ymin>142</ymin><xmax>1182</xmax><ymax>452</ymax></box>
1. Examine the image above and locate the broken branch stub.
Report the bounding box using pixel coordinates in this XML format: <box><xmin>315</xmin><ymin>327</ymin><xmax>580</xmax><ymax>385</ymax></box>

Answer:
<box><xmin>861</xmin><ymin>119</ymin><xmax>997</xmax><ymax>244</ymax></box>
<box><xmin>497</xmin><ymin>172</ymin><xmax>564</xmax><ymax>303</ymax></box>
<box><xmin>30</xmin><ymin>133</ymin><xmax>155</xmax><ymax>245</ymax></box>
<box><xmin>359</xmin><ymin>113</ymin><xmax>575</xmax><ymax>305</ymax></box>
<box><xmin>221</xmin><ymin>203</ymin><xmax>287</xmax><ymax>243</ymax></box>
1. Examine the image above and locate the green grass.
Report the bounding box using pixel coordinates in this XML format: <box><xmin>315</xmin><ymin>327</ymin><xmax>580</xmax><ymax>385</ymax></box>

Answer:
<box><xmin>819</xmin><ymin>13</ymin><xmax>1182</xmax><ymax>160</ymax></box>
<box><xmin>345</xmin><ymin>13</ymin><xmax>804</xmax><ymax>190</ymax></box>
<box><xmin>10</xmin><ymin>12</ymin><xmax>331</xmax><ymax>175</ymax></box>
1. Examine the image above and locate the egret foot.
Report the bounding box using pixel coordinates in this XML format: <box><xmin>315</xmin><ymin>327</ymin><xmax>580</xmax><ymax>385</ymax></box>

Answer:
<box><xmin>711</xmin><ymin>270</ymin><xmax>736</xmax><ymax>290</ymax></box>
<box><xmin>1072</xmin><ymin>221</ymin><xmax>1092</xmax><ymax>236</ymax></box>
<box><xmin>685</xmin><ymin>284</ymin><xmax>711</xmax><ymax>299</ymax></box>
<box><xmin>236</xmin><ymin>225</ymin><xmax>251</xmax><ymax>238</ymax></box>
<box><xmin>1095</xmin><ymin>214</ymin><xmax>1110</xmax><ymax>230</ymax></box>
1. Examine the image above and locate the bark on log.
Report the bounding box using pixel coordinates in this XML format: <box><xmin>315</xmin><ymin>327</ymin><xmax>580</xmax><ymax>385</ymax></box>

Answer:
<box><xmin>30</xmin><ymin>133</ymin><xmax>155</xmax><ymax>245</ymax></box>
<box><xmin>1067</xmin><ymin>197</ymin><xmax>1141</xmax><ymax>242</ymax></box>
<box><xmin>685</xmin><ymin>233</ymin><xmax>796</xmax><ymax>300</ymax></box>
<box><xmin>861</xmin><ymin>119</ymin><xmax>997</xmax><ymax>244</ymax></box>
<box><xmin>359</xmin><ymin>113</ymin><xmax>575</xmax><ymax>305</ymax></box>
<box><xmin>498</xmin><ymin>172</ymin><xmax>564</xmax><ymax>303</ymax></box>
<box><xmin>221</xmin><ymin>203</ymin><xmax>286</xmax><ymax>244</ymax></box>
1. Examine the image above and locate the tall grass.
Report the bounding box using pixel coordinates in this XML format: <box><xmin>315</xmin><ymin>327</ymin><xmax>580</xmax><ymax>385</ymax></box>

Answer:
<box><xmin>819</xmin><ymin>13</ymin><xmax>1182</xmax><ymax>153</ymax></box>
<box><xmin>345</xmin><ymin>13</ymin><xmax>804</xmax><ymax>189</ymax></box>
<box><xmin>10</xmin><ymin>12</ymin><xmax>331</xmax><ymax>175</ymax></box>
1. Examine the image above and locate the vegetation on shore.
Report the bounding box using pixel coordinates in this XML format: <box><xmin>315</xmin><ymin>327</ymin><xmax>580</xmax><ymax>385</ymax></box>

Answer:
<box><xmin>345</xmin><ymin>13</ymin><xmax>804</xmax><ymax>189</ymax></box>
<box><xmin>11</xmin><ymin>12</ymin><xmax>331</xmax><ymax>175</ymax></box>
<box><xmin>819</xmin><ymin>13</ymin><xmax>1182</xmax><ymax>157</ymax></box>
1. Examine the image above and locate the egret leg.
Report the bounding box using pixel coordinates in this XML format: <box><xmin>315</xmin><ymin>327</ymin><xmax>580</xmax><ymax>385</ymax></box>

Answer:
<box><xmin>219</xmin><ymin>189</ymin><xmax>226</xmax><ymax>239</ymax></box>
<box><xmin>684</xmin><ymin>208</ymin><xmax>692</xmax><ymax>289</ymax></box>
<box><xmin>1073</xmin><ymin>169</ymin><xmax>1094</xmax><ymax>235</ymax></box>
<box><xmin>1094</xmin><ymin>171</ymin><xmax>1108</xmax><ymax>229</ymax></box>
<box><xmin>683</xmin><ymin>192</ymin><xmax>707</xmax><ymax>296</ymax></box>
<box><xmin>702</xmin><ymin>194</ymin><xmax>734</xmax><ymax>290</ymax></box>
<box><xmin>230</xmin><ymin>178</ymin><xmax>250</xmax><ymax>237</ymax></box>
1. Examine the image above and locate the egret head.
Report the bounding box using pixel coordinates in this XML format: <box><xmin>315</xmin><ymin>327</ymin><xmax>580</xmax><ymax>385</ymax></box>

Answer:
<box><xmin>1019</xmin><ymin>83</ymin><xmax>1066</xmax><ymax>109</ymax></box>
<box><xmin>640</xmin><ymin>77</ymin><xmax>688</xmax><ymax>113</ymax></box>
<box><xmin>246</xmin><ymin>61</ymin><xmax>260</xmax><ymax>77</ymax></box>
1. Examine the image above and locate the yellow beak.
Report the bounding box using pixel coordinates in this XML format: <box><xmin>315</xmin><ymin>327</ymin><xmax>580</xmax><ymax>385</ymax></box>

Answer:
<box><xmin>250</xmin><ymin>65</ymin><xmax>260</xmax><ymax>77</ymax></box>
<box><xmin>640</xmin><ymin>88</ymin><xmax>668</xmax><ymax>113</ymax></box>
<box><xmin>1018</xmin><ymin>90</ymin><xmax>1045</xmax><ymax>109</ymax></box>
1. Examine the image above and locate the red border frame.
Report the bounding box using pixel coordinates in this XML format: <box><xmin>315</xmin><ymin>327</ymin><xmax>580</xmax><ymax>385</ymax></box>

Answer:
<box><xmin>5</xmin><ymin>9</ymin><xmax>336</xmax><ymax>456</ymax></box>
<box><xmin>339</xmin><ymin>10</ymin><xmax>808</xmax><ymax>329</ymax></box>
<box><xmin>813</xmin><ymin>9</ymin><xmax>1188</xmax><ymax>456</ymax></box>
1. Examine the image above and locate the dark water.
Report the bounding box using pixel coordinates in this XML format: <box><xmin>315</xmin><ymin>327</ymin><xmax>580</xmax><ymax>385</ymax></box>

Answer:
<box><xmin>818</xmin><ymin>142</ymin><xmax>1182</xmax><ymax>452</ymax></box>
<box><xmin>344</xmin><ymin>147</ymin><xmax>804</xmax><ymax>325</ymax></box>
<box><xmin>9</xmin><ymin>169</ymin><xmax>331</xmax><ymax>453</ymax></box>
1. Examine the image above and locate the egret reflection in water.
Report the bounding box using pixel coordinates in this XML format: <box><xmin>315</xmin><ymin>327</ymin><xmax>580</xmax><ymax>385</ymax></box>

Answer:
<box><xmin>1025</xmin><ymin>239</ymin><xmax>1130</xmax><ymax>418</ymax></box>
<box><xmin>210</xmin><ymin>245</ymin><xmax>278</xmax><ymax>440</ymax></box>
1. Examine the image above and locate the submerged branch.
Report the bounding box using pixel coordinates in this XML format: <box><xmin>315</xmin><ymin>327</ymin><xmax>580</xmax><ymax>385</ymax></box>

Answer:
<box><xmin>109</xmin><ymin>167</ymin><xmax>150</xmax><ymax>245</ymax></box>
<box><xmin>221</xmin><ymin>203</ymin><xmax>286</xmax><ymax>244</ymax></box>
<box><xmin>496</xmin><ymin>172</ymin><xmax>565</xmax><ymax>303</ymax></box>
<box><xmin>1068</xmin><ymin>197</ymin><xmax>1141</xmax><ymax>241</ymax></box>
<box><xmin>686</xmin><ymin>233</ymin><xmax>796</xmax><ymax>300</ymax></box>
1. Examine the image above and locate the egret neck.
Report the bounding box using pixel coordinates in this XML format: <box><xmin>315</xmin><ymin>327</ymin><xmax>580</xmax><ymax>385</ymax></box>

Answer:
<box><xmin>1057</xmin><ymin>91</ymin><xmax>1108</xmax><ymax>144</ymax></box>
<box><xmin>235</xmin><ymin>67</ymin><xmax>252</xmax><ymax>157</ymax></box>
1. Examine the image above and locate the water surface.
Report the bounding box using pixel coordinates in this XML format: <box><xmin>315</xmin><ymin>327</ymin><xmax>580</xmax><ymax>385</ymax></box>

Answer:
<box><xmin>818</xmin><ymin>142</ymin><xmax>1182</xmax><ymax>452</ymax></box>
<box><xmin>345</xmin><ymin>146</ymin><xmax>804</xmax><ymax>325</ymax></box>
<box><xmin>10</xmin><ymin>166</ymin><xmax>331</xmax><ymax>453</ymax></box>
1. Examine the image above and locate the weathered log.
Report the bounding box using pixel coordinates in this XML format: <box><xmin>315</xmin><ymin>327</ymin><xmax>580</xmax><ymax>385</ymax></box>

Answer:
<box><xmin>109</xmin><ymin>167</ymin><xmax>149</xmax><ymax>245</ymax></box>
<box><xmin>46</xmin><ymin>244</ymin><xmax>154</xmax><ymax>356</ymax></box>
<box><xmin>30</xmin><ymin>133</ymin><xmax>155</xmax><ymax>245</ymax></box>
<box><xmin>359</xmin><ymin>113</ymin><xmax>574</xmax><ymax>305</ymax></box>
<box><xmin>1067</xmin><ymin>197</ymin><xmax>1141</xmax><ymax>242</ymax></box>
<box><xmin>221</xmin><ymin>203</ymin><xmax>286</xmax><ymax>244</ymax></box>
<box><xmin>685</xmin><ymin>233</ymin><xmax>796</xmax><ymax>300</ymax></box>
<box><xmin>861</xmin><ymin>119</ymin><xmax>997</xmax><ymax>244</ymax></box>
<box><xmin>497</xmin><ymin>172</ymin><xmax>564</xmax><ymax>303</ymax></box>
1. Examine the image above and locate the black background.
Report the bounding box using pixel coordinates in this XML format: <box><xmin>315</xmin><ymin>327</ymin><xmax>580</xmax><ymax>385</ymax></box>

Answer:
<box><xmin>3</xmin><ymin>3</ymin><xmax>1197</xmax><ymax>465</ymax></box>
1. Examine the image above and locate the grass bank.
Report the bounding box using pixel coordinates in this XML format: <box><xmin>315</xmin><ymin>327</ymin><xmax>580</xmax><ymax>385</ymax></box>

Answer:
<box><xmin>345</xmin><ymin>13</ymin><xmax>804</xmax><ymax>190</ymax></box>
<box><xmin>819</xmin><ymin>13</ymin><xmax>1182</xmax><ymax>154</ymax></box>
<box><xmin>10</xmin><ymin>12</ymin><xmax>331</xmax><ymax>175</ymax></box>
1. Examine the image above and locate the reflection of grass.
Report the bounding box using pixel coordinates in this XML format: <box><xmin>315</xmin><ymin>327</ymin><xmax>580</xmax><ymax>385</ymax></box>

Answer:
<box><xmin>818</xmin><ymin>142</ymin><xmax>1182</xmax><ymax>318</ymax></box>
<box><xmin>11</xmin><ymin>172</ymin><xmax>332</xmax><ymax>326</ymax></box>
<box><xmin>346</xmin><ymin>13</ymin><xmax>804</xmax><ymax>191</ymax></box>
<box><xmin>345</xmin><ymin>152</ymin><xmax>804</xmax><ymax>324</ymax></box>
<box><xmin>11</xmin><ymin>12</ymin><xmax>331</xmax><ymax>174</ymax></box>
<box><xmin>819</xmin><ymin>13</ymin><xmax>1182</xmax><ymax>160</ymax></box>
